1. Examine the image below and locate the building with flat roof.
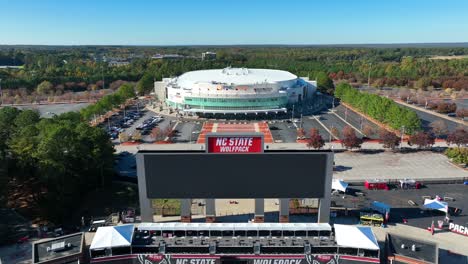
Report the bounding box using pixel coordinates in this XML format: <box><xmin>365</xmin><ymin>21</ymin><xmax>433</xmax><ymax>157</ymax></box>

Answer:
<box><xmin>154</xmin><ymin>67</ymin><xmax>317</xmax><ymax>115</ymax></box>
<box><xmin>89</xmin><ymin>223</ymin><xmax>381</xmax><ymax>264</ymax></box>
<box><xmin>32</xmin><ymin>232</ymin><xmax>85</xmax><ymax>264</ymax></box>
<box><xmin>385</xmin><ymin>233</ymin><xmax>438</xmax><ymax>264</ymax></box>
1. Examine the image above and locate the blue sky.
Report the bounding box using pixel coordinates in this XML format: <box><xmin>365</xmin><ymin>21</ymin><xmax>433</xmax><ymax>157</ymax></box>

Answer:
<box><xmin>1</xmin><ymin>0</ymin><xmax>468</xmax><ymax>45</ymax></box>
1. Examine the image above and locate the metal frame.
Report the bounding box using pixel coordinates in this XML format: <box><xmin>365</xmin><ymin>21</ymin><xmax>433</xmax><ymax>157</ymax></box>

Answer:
<box><xmin>137</xmin><ymin>150</ymin><xmax>333</xmax><ymax>223</ymax></box>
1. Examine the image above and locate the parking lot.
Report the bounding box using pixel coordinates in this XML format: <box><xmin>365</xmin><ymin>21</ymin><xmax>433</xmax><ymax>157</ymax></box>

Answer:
<box><xmin>331</xmin><ymin>184</ymin><xmax>468</xmax><ymax>230</ymax></box>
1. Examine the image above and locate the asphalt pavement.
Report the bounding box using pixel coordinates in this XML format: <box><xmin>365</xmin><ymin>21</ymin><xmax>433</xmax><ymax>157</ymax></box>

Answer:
<box><xmin>173</xmin><ymin>121</ymin><xmax>203</xmax><ymax>143</ymax></box>
<box><xmin>12</xmin><ymin>102</ymin><xmax>90</xmax><ymax>118</ymax></box>
<box><xmin>333</xmin><ymin>105</ymin><xmax>380</xmax><ymax>139</ymax></box>
<box><xmin>331</xmin><ymin>184</ymin><xmax>468</xmax><ymax>231</ymax></box>
<box><xmin>398</xmin><ymin>104</ymin><xmax>464</xmax><ymax>136</ymax></box>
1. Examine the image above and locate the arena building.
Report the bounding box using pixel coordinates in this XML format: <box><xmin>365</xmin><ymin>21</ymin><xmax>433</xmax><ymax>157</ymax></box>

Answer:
<box><xmin>154</xmin><ymin>68</ymin><xmax>317</xmax><ymax>115</ymax></box>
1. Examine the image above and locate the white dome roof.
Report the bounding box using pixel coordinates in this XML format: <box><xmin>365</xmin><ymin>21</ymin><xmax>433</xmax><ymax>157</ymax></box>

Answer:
<box><xmin>175</xmin><ymin>68</ymin><xmax>297</xmax><ymax>88</ymax></box>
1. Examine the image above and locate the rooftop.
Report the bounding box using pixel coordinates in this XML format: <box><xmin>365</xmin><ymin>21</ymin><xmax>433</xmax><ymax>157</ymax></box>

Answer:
<box><xmin>33</xmin><ymin>232</ymin><xmax>84</xmax><ymax>263</ymax></box>
<box><xmin>175</xmin><ymin>68</ymin><xmax>297</xmax><ymax>88</ymax></box>
<box><xmin>387</xmin><ymin>233</ymin><xmax>438</xmax><ymax>263</ymax></box>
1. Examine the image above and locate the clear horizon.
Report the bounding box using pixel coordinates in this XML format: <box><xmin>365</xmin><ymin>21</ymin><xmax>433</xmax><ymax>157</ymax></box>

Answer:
<box><xmin>1</xmin><ymin>0</ymin><xmax>468</xmax><ymax>46</ymax></box>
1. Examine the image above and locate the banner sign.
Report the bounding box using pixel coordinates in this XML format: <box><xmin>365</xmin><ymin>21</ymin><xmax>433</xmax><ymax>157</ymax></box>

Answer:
<box><xmin>207</xmin><ymin>135</ymin><xmax>263</xmax><ymax>153</ymax></box>
<box><xmin>449</xmin><ymin>223</ymin><xmax>468</xmax><ymax>236</ymax></box>
<box><xmin>93</xmin><ymin>254</ymin><xmax>379</xmax><ymax>264</ymax></box>
<box><xmin>135</xmin><ymin>255</ymin><xmax>342</xmax><ymax>264</ymax></box>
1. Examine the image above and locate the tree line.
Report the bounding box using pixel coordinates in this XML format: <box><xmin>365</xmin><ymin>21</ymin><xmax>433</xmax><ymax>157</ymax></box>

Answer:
<box><xmin>1</xmin><ymin>46</ymin><xmax>468</xmax><ymax>95</ymax></box>
<box><xmin>80</xmin><ymin>83</ymin><xmax>135</xmax><ymax>121</ymax></box>
<box><xmin>334</xmin><ymin>82</ymin><xmax>422</xmax><ymax>134</ymax></box>
<box><xmin>0</xmin><ymin>107</ymin><xmax>115</xmax><ymax>228</ymax></box>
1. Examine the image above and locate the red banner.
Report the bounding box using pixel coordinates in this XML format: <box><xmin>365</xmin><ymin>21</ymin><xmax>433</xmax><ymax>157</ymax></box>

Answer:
<box><xmin>207</xmin><ymin>136</ymin><xmax>263</xmax><ymax>153</ymax></box>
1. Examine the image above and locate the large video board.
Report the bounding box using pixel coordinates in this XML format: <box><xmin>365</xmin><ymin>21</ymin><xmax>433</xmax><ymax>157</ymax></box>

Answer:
<box><xmin>139</xmin><ymin>151</ymin><xmax>331</xmax><ymax>199</ymax></box>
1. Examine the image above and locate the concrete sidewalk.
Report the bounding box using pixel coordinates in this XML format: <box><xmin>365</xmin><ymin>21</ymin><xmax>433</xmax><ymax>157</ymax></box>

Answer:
<box><xmin>372</xmin><ymin>223</ymin><xmax>468</xmax><ymax>256</ymax></box>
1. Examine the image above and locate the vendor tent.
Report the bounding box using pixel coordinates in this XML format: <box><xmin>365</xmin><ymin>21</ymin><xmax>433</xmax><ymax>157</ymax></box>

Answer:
<box><xmin>371</xmin><ymin>201</ymin><xmax>391</xmax><ymax>214</ymax></box>
<box><xmin>90</xmin><ymin>224</ymin><xmax>134</xmax><ymax>250</ymax></box>
<box><xmin>424</xmin><ymin>199</ymin><xmax>448</xmax><ymax>213</ymax></box>
<box><xmin>334</xmin><ymin>224</ymin><xmax>380</xmax><ymax>250</ymax></box>
<box><xmin>332</xmin><ymin>179</ymin><xmax>349</xmax><ymax>193</ymax></box>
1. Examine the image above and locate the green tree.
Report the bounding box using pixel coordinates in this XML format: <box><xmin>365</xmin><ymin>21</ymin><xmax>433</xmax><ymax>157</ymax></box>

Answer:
<box><xmin>316</xmin><ymin>72</ymin><xmax>334</xmax><ymax>94</ymax></box>
<box><xmin>0</xmin><ymin>107</ymin><xmax>20</xmax><ymax>158</ymax></box>
<box><xmin>118</xmin><ymin>83</ymin><xmax>135</xmax><ymax>99</ymax></box>
<box><xmin>37</xmin><ymin>80</ymin><xmax>54</xmax><ymax>95</ymax></box>
<box><xmin>136</xmin><ymin>72</ymin><xmax>154</xmax><ymax>95</ymax></box>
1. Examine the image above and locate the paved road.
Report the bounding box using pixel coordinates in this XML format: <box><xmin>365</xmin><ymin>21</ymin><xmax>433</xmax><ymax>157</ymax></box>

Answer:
<box><xmin>397</xmin><ymin>104</ymin><xmax>465</xmax><ymax>136</ymax></box>
<box><xmin>12</xmin><ymin>102</ymin><xmax>90</xmax><ymax>118</ymax></box>
<box><xmin>333</xmin><ymin>105</ymin><xmax>381</xmax><ymax>139</ymax></box>
<box><xmin>316</xmin><ymin>112</ymin><xmax>353</xmax><ymax>137</ymax></box>
<box><xmin>302</xmin><ymin>117</ymin><xmax>333</xmax><ymax>142</ymax></box>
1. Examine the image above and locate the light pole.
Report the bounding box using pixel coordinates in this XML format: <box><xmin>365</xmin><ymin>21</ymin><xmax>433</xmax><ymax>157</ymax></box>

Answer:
<box><xmin>367</xmin><ymin>63</ymin><xmax>372</xmax><ymax>88</ymax></box>
<box><xmin>291</xmin><ymin>104</ymin><xmax>295</xmax><ymax>121</ymax></box>
<box><xmin>400</xmin><ymin>126</ymin><xmax>405</xmax><ymax>148</ymax></box>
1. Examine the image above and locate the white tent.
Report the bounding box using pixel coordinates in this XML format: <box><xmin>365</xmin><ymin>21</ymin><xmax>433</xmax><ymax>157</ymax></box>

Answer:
<box><xmin>332</xmin><ymin>179</ymin><xmax>349</xmax><ymax>193</ymax></box>
<box><xmin>334</xmin><ymin>224</ymin><xmax>380</xmax><ymax>250</ymax></box>
<box><xmin>90</xmin><ymin>224</ymin><xmax>134</xmax><ymax>250</ymax></box>
<box><xmin>423</xmin><ymin>199</ymin><xmax>448</xmax><ymax>213</ymax></box>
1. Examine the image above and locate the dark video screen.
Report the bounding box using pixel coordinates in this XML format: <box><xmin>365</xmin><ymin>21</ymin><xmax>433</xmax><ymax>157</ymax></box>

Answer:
<box><xmin>141</xmin><ymin>152</ymin><xmax>330</xmax><ymax>199</ymax></box>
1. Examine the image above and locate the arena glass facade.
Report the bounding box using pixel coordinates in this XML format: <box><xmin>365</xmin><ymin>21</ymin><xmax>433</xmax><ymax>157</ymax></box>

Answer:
<box><xmin>169</xmin><ymin>96</ymin><xmax>289</xmax><ymax>112</ymax></box>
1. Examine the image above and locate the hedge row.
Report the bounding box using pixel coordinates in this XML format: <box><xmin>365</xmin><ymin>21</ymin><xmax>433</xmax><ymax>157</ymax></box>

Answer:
<box><xmin>80</xmin><ymin>83</ymin><xmax>135</xmax><ymax>121</ymax></box>
<box><xmin>334</xmin><ymin>83</ymin><xmax>421</xmax><ymax>134</ymax></box>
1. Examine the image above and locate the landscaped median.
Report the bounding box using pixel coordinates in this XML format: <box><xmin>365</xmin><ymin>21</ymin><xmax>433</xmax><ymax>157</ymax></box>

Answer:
<box><xmin>334</xmin><ymin>82</ymin><xmax>422</xmax><ymax>135</ymax></box>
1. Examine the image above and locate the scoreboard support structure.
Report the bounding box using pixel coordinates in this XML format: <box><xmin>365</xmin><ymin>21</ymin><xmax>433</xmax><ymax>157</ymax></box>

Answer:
<box><xmin>254</xmin><ymin>198</ymin><xmax>265</xmax><ymax>223</ymax></box>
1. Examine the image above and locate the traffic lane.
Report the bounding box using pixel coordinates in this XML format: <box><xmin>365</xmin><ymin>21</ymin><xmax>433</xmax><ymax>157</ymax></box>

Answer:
<box><xmin>334</xmin><ymin>105</ymin><xmax>380</xmax><ymax>139</ymax></box>
<box><xmin>317</xmin><ymin>112</ymin><xmax>360</xmax><ymax>138</ymax></box>
<box><xmin>268</xmin><ymin>122</ymin><xmax>297</xmax><ymax>143</ymax></box>
<box><xmin>399</xmin><ymin>105</ymin><xmax>463</xmax><ymax>134</ymax></box>
<box><xmin>302</xmin><ymin>118</ymin><xmax>332</xmax><ymax>142</ymax></box>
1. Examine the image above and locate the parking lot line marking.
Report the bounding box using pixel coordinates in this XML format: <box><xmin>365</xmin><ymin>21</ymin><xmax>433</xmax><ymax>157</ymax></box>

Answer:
<box><xmin>330</xmin><ymin>110</ymin><xmax>365</xmax><ymax>136</ymax></box>
<box><xmin>313</xmin><ymin>115</ymin><xmax>339</xmax><ymax>140</ymax></box>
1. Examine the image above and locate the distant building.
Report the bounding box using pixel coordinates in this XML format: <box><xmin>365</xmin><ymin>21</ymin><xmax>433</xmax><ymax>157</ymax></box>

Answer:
<box><xmin>201</xmin><ymin>51</ymin><xmax>216</xmax><ymax>60</ymax></box>
<box><xmin>108</xmin><ymin>60</ymin><xmax>130</xmax><ymax>67</ymax></box>
<box><xmin>385</xmin><ymin>233</ymin><xmax>438</xmax><ymax>264</ymax></box>
<box><xmin>151</xmin><ymin>54</ymin><xmax>185</xmax><ymax>60</ymax></box>
<box><xmin>32</xmin><ymin>232</ymin><xmax>85</xmax><ymax>264</ymax></box>
<box><xmin>0</xmin><ymin>65</ymin><xmax>22</xmax><ymax>69</ymax></box>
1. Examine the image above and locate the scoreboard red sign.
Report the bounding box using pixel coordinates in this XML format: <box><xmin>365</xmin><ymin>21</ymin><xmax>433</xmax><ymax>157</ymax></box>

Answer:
<box><xmin>207</xmin><ymin>135</ymin><xmax>263</xmax><ymax>153</ymax></box>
